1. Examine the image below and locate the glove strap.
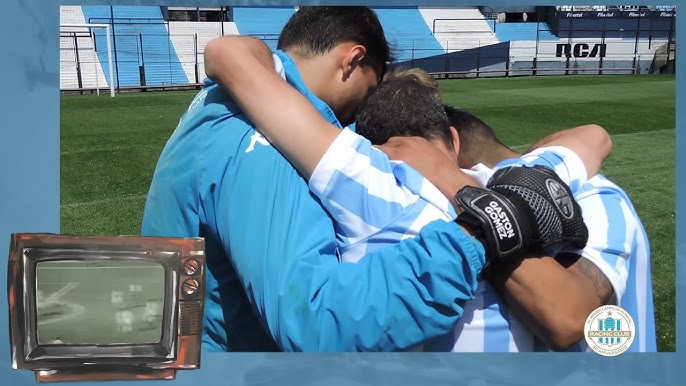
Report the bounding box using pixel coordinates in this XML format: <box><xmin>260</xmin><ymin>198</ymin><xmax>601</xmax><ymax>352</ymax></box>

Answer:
<box><xmin>454</xmin><ymin>186</ymin><xmax>528</xmax><ymax>262</ymax></box>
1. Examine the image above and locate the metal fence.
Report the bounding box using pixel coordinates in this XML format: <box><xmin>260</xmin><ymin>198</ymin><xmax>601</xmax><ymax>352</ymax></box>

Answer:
<box><xmin>60</xmin><ymin>19</ymin><xmax>677</xmax><ymax>92</ymax></box>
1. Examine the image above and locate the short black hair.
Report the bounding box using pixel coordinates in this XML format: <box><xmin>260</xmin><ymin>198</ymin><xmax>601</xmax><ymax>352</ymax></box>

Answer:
<box><xmin>277</xmin><ymin>7</ymin><xmax>391</xmax><ymax>79</ymax></box>
<box><xmin>443</xmin><ymin>105</ymin><xmax>507</xmax><ymax>166</ymax></box>
<box><xmin>443</xmin><ymin>106</ymin><xmax>498</xmax><ymax>143</ymax></box>
<box><xmin>355</xmin><ymin>76</ymin><xmax>452</xmax><ymax>147</ymax></box>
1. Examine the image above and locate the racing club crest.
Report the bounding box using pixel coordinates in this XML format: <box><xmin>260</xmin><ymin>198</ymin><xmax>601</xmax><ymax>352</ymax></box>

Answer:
<box><xmin>584</xmin><ymin>305</ymin><xmax>635</xmax><ymax>356</ymax></box>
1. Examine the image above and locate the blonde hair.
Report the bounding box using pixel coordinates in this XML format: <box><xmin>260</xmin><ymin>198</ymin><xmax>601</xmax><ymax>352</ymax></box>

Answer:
<box><xmin>382</xmin><ymin>67</ymin><xmax>442</xmax><ymax>102</ymax></box>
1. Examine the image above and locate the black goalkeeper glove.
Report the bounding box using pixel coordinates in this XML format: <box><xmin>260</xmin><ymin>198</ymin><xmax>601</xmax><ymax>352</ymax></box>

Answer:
<box><xmin>454</xmin><ymin>165</ymin><xmax>588</xmax><ymax>263</ymax></box>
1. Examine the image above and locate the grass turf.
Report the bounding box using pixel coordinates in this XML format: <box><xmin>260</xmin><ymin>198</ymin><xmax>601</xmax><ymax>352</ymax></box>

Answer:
<box><xmin>60</xmin><ymin>74</ymin><xmax>676</xmax><ymax>351</ymax></box>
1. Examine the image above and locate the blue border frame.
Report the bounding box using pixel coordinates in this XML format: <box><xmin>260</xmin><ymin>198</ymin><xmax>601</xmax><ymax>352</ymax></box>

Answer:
<box><xmin>1</xmin><ymin>1</ymin><xmax>680</xmax><ymax>385</ymax></box>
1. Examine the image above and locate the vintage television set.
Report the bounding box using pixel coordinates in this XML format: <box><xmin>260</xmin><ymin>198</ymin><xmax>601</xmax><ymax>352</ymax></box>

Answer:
<box><xmin>7</xmin><ymin>233</ymin><xmax>206</xmax><ymax>382</ymax></box>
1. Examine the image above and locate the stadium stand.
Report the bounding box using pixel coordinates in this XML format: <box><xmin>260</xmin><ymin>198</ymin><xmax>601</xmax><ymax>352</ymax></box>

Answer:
<box><xmin>371</xmin><ymin>7</ymin><xmax>444</xmax><ymax>62</ymax></box>
<box><xmin>81</xmin><ymin>6</ymin><xmax>188</xmax><ymax>87</ymax></box>
<box><xmin>418</xmin><ymin>7</ymin><xmax>499</xmax><ymax>51</ymax></box>
<box><xmin>554</xmin><ymin>17</ymin><xmax>674</xmax><ymax>40</ymax></box>
<box><xmin>59</xmin><ymin>5</ymin><xmax>675</xmax><ymax>90</ymax></box>
<box><xmin>232</xmin><ymin>7</ymin><xmax>296</xmax><ymax>50</ymax></box>
<box><xmin>494</xmin><ymin>22</ymin><xmax>558</xmax><ymax>42</ymax></box>
<box><xmin>60</xmin><ymin>6</ymin><xmax>109</xmax><ymax>90</ymax></box>
<box><xmin>167</xmin><ymin>22</ymin><xmax>240</xmax><ymax>84</ymax></box>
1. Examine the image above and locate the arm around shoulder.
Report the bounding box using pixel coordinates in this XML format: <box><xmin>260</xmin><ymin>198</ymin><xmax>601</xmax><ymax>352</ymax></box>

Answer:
<box><xmin>204</xmin><ymin>36</ymin><xmax>274</xmax><ymax>84</ymax></box>
<box><xmin>203</xmin><ymin>35</ymin><xmax>341</xmax><ymax>179</ymax></box>
<box><xmin>526</xmin><ymin>124</ymin><xmax>612</xmax><ymax>178</ymax></box>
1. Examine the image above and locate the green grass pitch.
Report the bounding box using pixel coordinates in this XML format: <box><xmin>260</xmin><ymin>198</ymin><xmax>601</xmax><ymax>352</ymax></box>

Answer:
<box><xmin>60</xmin><ymin>74</ymin><xmax>676</xmax><ymax>351</ymax></box>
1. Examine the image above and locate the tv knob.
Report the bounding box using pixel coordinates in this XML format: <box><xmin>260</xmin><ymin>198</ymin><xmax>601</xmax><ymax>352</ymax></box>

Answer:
<box><xmin>182</xmin><ymin>278</ymin><xmax>200</xmax><ymax>296</ymax></box>
<box><xmin>183</xmin><ymin>259</ymin><xmax>200</xmax><ymax>276</ymax></box>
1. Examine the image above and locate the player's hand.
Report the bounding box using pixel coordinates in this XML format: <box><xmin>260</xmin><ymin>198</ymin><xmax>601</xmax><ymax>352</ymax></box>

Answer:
<box><xmin>376</xmin><ymin>136</ymin><xmax>464</xmax><ymax>206</ymax></box>
<box><xmin>454</xmin><ymin>165</ymin><xmax>589</xmax><ymax>262</ymax></box>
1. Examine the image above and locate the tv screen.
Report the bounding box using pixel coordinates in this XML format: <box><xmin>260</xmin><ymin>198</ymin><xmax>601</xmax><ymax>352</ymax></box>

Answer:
<box><xmin>35</xmin><ymin>260</ymin><xmax>166</xmax><ymax>346</ymax></box>
<box><xmin>8</xmin><ymin>233</ymin><xmax>205</xmax><ymax>382</ymax></box>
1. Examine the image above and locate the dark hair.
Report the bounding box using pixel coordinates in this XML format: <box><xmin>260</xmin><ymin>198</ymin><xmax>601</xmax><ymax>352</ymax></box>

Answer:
<box><xmin>277</xmin><ymin>7</ymin><xmax>391</xmax><ymax>79</ymax></box>
<box><xmin>443</xmin><ymin>105</ymin><xmax>506</xmax><ymax>166</ymax></box>
<box><xmin>355</xmin><ymin>76</ymin><xmax>452</xmax><ymax>147</ymax></box>
<box><xmin>443</xmin><ymin>105</ymin><xmax>499</xmax><ymax>144</ymax></box>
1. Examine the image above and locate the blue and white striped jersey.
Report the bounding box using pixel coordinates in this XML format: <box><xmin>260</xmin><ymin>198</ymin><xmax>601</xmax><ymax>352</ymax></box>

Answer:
<box><xmin>309</xmin><ymin>128</ymin><xmax>457</xmax><ymax>263</ymax></box>
<box><xmin>310</xmin><ymin>129</ymin><xmax>655</xmax><ymax>352</ymax></box>
<box><xmin>446</xmin><ymin>151</ymin><xmax>655</xmax><ymax>352</ymax></box>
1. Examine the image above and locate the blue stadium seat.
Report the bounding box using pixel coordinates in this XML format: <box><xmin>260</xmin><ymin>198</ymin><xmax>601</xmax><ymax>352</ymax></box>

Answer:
<box><xmin>232</xmin><ymin>7</ymin><xmax>296</xmax><ymax>51</ymax></box>
<box><xmin>81</xmin><ymin>6</ymin><xmax>188</xmax><ymax>87</ymax></box>
<box><xmin>232</xmin><ymin>7</ymin><xmax>444</xmax><ymax>66</ymax></box>
<box><xmin>373</xmin><ymin>7</ymin><xmax>444</xmax><ymax>62</ymax></box>
<box><xmin>494</xmin><ymin>22</ymin><xmax>558</xmax><ymax>42</ymax></box>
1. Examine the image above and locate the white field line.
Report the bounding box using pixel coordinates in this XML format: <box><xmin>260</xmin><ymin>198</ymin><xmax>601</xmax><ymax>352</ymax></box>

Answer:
<box><xmin>37</xmin><ymin>302</ymin><xmax>86</xmax><ymax>326</ymax></box>
<box><xmin>61</xmin><ymin>193</ymin><xmax>147</xmax><ymax>208</ymax></box>
<box><xmin>36</xmin><ymin>281</ymin><xmax>86</xmax><ymax>326</ymax></box>
<box><xmin>43</xmin><ymin>282</ymin><xmax>79</xmax><ymax>304</ymax></box>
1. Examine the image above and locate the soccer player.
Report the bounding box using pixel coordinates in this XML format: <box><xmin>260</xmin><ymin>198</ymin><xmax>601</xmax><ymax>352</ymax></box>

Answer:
<box><xmin>436</xmin><ymin>107</ymin><xmax>656</xmax><ymax>352</ymax></box>
<box><xmin>203</xmin><ymin>37</ymin><xmax>617</xmax><ymax>351</ymax></box>
<box><xmin>110</xmin><ymin>290</ymin><xmax>123</xmax><ymax>306</ymax></box>
<box><xmin>121</xmin><ymin>310</ymin><xmax>134</xmax><ymax>333</ymax></box>
<box><xmin>144</xmin><ymin>301</ymin><xmax>161</xmax><ymax>325</ymax></box>
<box><xmin>143</xmin><ymin>7</ymin><xmax>585</xmax><ymax>352</ymax></box>
<box><xmin>370</xmin><ymin>104</ymin><xmax>655</xmax><ymax>352</ymax></box>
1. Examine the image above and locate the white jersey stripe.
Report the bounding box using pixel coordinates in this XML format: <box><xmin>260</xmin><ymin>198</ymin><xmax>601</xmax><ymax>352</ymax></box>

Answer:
<box><xmin>450</xmin><ymin>283</ymin><xmax>486</xmax><ymax>352</ymax></box>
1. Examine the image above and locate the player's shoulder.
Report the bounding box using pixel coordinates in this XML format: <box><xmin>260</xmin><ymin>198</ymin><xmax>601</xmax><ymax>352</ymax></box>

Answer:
<box><xmin>522</xmin><ymin>146</ymin><xmax>585</xmax><ymax>174</ymax></box>
<box><xmin>578</xmin><ymin>174</ymin><xmax>644</xmax><ymax>232</ymax></box>
<box><xmin>497</xmin><ymin>146</ymin><xmax>581</xmax><ymax>171</ymax></box>
<box><xmin>496</xmin><ymin>146</ymin><xmax>587</xmax><ymax>190</ymax></box>
<box><xmin>578</xmin><ymin>174</ymin><xmax>631</xmax><ymax>200</ymax></box>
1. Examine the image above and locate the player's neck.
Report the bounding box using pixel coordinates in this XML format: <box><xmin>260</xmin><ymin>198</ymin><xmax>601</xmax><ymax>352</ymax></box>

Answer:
<box><xmin>432</xmin><ymin>139</ymin><xmax>460</xmax><ymax>166</ymax></box>
<box><xmin>288</xmin><ymin>53</ymin><xmax>335</xmax><ymax>106</ymax></box>
<box><xmin>478</xmin><ymin>146</ymin><xmax>522</xmax><ymax>169</ymax></box>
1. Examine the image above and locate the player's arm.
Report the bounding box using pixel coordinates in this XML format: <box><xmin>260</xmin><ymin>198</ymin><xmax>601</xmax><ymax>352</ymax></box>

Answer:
<box><xmin>204</xmin><ymin>36</ymin><xmax>592</xmax><ymax>349</ymax></box>
<box><xmin>202</xmin><ymin>36</ymin><xmax>486</xmax><ymax>351</ymax></box>
<box><xmin>205</xmin><ymin>35</ymin><xmax>275</xmax><ymax>83</ymax></box>
<box><xmin>379</xmin><ymin>137</ymin><xmax>612</xmax><ymax>351</ymax></box>
<box><xmin>204</xmin><ymin>35</ymin><xmax>340</xmax><ymax>178</ymax></box>
<box><xmin>204</xmin><ymin>35</ymin><xmax>479</xmax><ymax>240</ymax></box>
<box><xmin>211</xmin><ymin>128</ymin><xmax>488</xmax><ymax>350</ymax></box>
<box><xmin>489</xmin><ymin>253</ymin><xmax>615</xmax><ymax>351</ymax></box>
<box><xmin>215</xmin><ymin>140</ymin><xmax>590</xmax><ymax>351</ymax></box>
<box><xmin>205</xmin><ymin>35</ymin><xmax>483</xmax><ymax>199</ymax></box>
<box><xmin>487</xmin><ymin>150</ymin><xmax>626</xmax><ymax>351</ymax></box>
<box><xmin>489</xmin><ymin>185</ymin><xmax>633</xmax><ymax>351</ymax></box>
<box><xmin>523</xmin><ymin>124</ymin><xmax>612</xmax><ymax>178</ymax></box>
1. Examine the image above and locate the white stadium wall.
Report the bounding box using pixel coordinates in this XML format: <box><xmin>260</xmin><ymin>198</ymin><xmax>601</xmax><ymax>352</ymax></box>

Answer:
<box><xmin>418</xmin><ymin>7</ymin><xmax>499</xmax><ymax>51</ymax></box>
<box><xmin>510</xmin><ymin>38</ymin><xmax>670</xmax><ymax>75</ymax></box>
<box><xmin>60</xmin><ymin>6</ymin><xmax>110</xmax><ymax>90</ymax></box>
<box><xmin>167</xmin><ymin>21</ymin><xmax>240</xmax><ymax>84</ymax></box>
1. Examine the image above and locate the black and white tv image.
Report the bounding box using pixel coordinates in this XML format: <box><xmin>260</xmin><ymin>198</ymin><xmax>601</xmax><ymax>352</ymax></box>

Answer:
<box><xmin>35</xmin><ymin>260</ymin><xmax>165</xmax><ymax>346</ymax></box>
<box><xmin>7</xmin><ymin>233</ymin><xmax>206</xmax><ymax>382</ymax></box>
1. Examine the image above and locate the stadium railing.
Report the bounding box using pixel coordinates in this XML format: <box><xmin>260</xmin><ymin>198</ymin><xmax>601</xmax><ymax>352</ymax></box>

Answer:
<box><xmin>60</xmin><ymin>17</ymin><xmax>676</xmax><ymax>93</ymax></box>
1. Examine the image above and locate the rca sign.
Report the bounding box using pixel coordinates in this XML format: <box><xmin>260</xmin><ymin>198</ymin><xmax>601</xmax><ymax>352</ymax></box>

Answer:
<box><xmin>556</xmin><ymin>43</ymin><xmax>607</xmax><ymax>58</ymax></box>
